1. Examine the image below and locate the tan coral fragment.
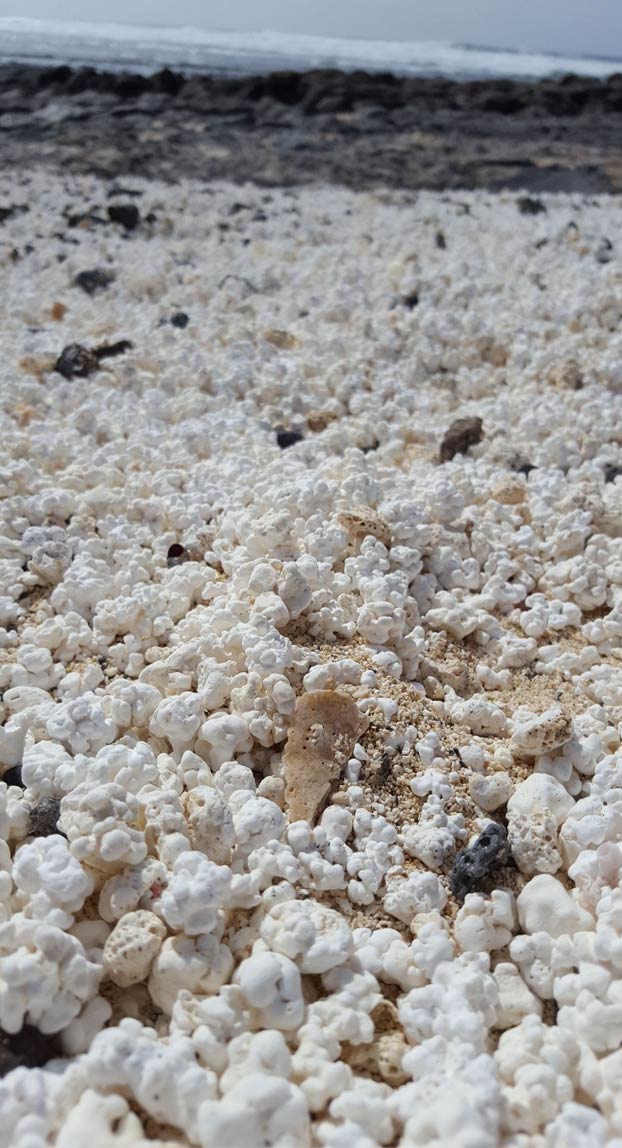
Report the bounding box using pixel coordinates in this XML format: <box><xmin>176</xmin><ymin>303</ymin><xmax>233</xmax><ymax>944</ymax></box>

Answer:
<box><xmin>338</xmin><ymin>506</ymin><xmax>391</xmax><ymax>548</ymax></box>
<box><xmin>283</xmin><ymin>690</ymin><xmax>362</xmax><ymax>824</ymax></box>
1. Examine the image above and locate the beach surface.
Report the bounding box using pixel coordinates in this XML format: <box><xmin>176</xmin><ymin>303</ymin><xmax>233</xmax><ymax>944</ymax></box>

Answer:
<box><xmin>1</xmin><ymin>75</ymin><xmax>622</xmax><ymax>1147</ymax></box>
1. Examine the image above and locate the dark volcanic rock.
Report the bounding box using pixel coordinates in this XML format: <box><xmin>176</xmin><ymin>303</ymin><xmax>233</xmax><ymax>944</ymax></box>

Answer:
<box><xmin>2</xmin><ymin>765</ymin><xmax>23</xmax><ymax>788</ymax></box>
<box><xmin>73</xmin><ymin>268</ymin><xmax>115</xmax><ymax>295</ymax></box>
<box><xmin>28</xmin><ymin>796</ymin><xmax>62</xmax><ymax>838</ymax></box>
<box><xmin>440</xmin><ymin>416</ymin><xmax>483</xmax><ymax>462</ymax></box>
<box><xmin>0</xmin><ymin>1026</ymin><xmax>63</xmax><ymax>1076</ymax></box>
<box><xmin>108</xmin><ymin>202</ymin><xmax>140</xmax><ymax>230</ymax></box>
<box><xmin>0</xmin><ymin>64</ymin><xmax>621</xmax><ymax>193</ymax></box>
<box><xmin>517</xmin><ymin>196</ymin><xmax>547</xmax><ymax>215</ymax></box>
<box><xmin>401</xmin><ymin>292</ymin><xmax>419</xmax><ymax>309</ymax></box>
<box><xmin>54</xmin><ymin>343</ymin><xmax>99</xmax><ymax>379</ymax></box>
<box><xmin>450</xmin><ymin>823</ymin><xmax>509</xmax><ymax>901</ymax></box>
<box><xmin>167</xmin><ymin>542</ymin><xmax>191</xmax><ymax>566</ymax></box>
<box><xmin>276</xmin><ymin>430</ymin><xmax>304</xmax><ymax>449</ymax></box>
<box><xmin>170</xmin><ymin>311</ymin><xmax>189</xmax><ymax>328</ymax></box>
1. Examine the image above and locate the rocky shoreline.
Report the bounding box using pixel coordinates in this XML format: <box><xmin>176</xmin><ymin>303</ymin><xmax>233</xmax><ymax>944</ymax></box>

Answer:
<box><xmin>1</xmin><ymin>62</ymin><xmax>622</xmax><ymax>190</ymax></box>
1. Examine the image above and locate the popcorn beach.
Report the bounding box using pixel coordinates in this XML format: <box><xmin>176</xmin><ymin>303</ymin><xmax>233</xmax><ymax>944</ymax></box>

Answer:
<box><xmin>1</xmin><ymin>168</ymin><xmax>622</xmax><ymax>1146</ymax></box>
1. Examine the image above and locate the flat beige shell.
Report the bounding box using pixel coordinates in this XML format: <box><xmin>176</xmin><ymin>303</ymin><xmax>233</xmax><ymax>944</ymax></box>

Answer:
<box><xmin>283</xmin><ymin>690</ymin><xmax>362</xmax><ymax>824</ymax></box>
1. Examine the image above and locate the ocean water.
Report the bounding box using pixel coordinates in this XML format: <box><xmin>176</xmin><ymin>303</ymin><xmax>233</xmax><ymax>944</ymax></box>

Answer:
<box><xmin>0</xmin><ymin>16</ymin><xmax>620</xmax><ymax>81</ymax></box>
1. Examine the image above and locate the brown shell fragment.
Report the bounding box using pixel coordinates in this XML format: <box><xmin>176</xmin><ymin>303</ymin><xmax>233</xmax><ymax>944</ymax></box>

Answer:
<box><xmin>283</xmin><ymin>690</ymin><xmax>362</xmax><ymax>824</ymax></box>
<box><xmin>439</xmin><ymin>416</ymin><xmax>483</xmax><ymax>462</ymax></box>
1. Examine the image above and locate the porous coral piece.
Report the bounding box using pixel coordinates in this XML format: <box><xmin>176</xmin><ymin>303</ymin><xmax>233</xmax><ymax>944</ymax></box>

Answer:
<box><xmin>102</xmin><ymin>910</ymin><xmax>166</xmax><ymax>987</ymax></box>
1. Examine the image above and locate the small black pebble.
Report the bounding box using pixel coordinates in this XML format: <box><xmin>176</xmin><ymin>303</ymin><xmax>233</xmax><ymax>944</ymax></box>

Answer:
<box><xmin>276</xmin><ymin>431</ymin><xmax>303</xmax><ymax>449</ymax></box>
<box><xmin>29</xmin><ymin>797</ymin><xmax>62</xmax><ymax>838</ymax></box>
<box><xmin>435</xmin><ymin>230</ymin><xmax>446</xmax><ymax>249</ymax></box>
<box><xmin>74</xmin><ymin>268</ymin><xmax>115</xmax><ymax>295</ymax></box>
<box><xmin>518</xmin><ymin>196</ymin><xmax>547</xmax><ymax>216</ymax></box>
<box><xmin>170</xmin><ymin>312</ymin><xmax>189</xmax><ymax>329</ymax></box>
<box><xmin>605</xmin><ymin>464</ymin><xmax>622</xmax><ymax>483</ymax></box>
<box><xmin>450</xmin><ymin>823</ymin><xmax>509</xmax><ymax>901</ymax></box>
<box><xmin>0</xmin><ymin>1025</ymin><xmax>62</xmax><ymax>1077</ymax></box>
<box><xmin>401</xmin><ymin>291</ymin><xmax>419</xmax><ymax>309</ymax></box>
<box><xmin>108</xmin><ymin>203</ymin><xmax>140</xmax><ymax>231</ymax></box>
<box><xmin>167</xmin><ymin>542</ymin><xmax>191</xmax><ymax>566</ymax></box>
<box><xmin>2</xmin><ymin>765</ymin><xmax>24</xmax><ymax>788</ymax></box>
<box><xmin>55</xmin><ymin>343</ymin><xmax>99</xmax><ymax>379</ymax></box>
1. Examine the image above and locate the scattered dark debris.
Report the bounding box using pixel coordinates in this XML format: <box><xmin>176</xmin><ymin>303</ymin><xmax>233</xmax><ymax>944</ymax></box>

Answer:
<box><xmin>0</xmin><ymin>1026</ymin><xmax>63</xmax><ymax>1077</ymax></box>
<box><xmin>435</xmin><ymin>230</ymin><xmax>446</xmax><ymax>249</ymax></box>
<box><xmin>517</xmin><ymin>196</ymin><xmax>547</xmax><ymax>215</ymax></box>
<box><xmin>0</xmin><ymin>203</ymin><xmax>29</xmax><ymax>224</ymax></box>
<box><xmin>73</xmin><ymin>268</ymin><xmax>115</xmax><ymax>295</ymax></box>
<box><xmin>167</xmin><ymin>543</ymin><xmax>191</xmax><ymax>566</ymax></box>
<box><xmin>276</xmin><ymin>430</ymin><xmax>304</xmax><ymax>449</ymax></box>
<box><xmin>107</xmin><ymin>186</ymin><xmax>143</xmax><ymax>199</ymax></box>
<box><xmin>28</xmin><ymin>796</ymin><xmax>63</xmax><ymax>838</ymax></box>
<box><xmin>604</xmin><ymin>464</ymin><xmax>622</xmax><ymax>483</ymax></box>
<box><xmin>439</xmin><ymin>416</ymin><xmax>483</xmax><ymax>462</ymax></box>
<box><xmin>369</xmin><ymin>752</ymin><xmax>394</xmax><ymax>786</ymax></box>
<box><xmin>450</xmin><ymin>823</ymin><xmax>509</xmax><ymax>901</ymax></box>
<box><xmin>107</xmin><ymin>202</ymin><xmax>140</xmax><ymax>230</ymax></box>
<box><xmin>170</xmin><ymin>311</ymin><xmax>189</xmax><ymax>328</ymax></box>
<box><xmin>516</xmin><ymin>461</ymin><xmax>536</xmax><ymax>475</ymax></box>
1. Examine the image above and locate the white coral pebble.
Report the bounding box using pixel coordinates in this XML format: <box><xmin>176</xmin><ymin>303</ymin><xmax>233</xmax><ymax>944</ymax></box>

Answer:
<box><xmin>507</xmin><ymin>774</ymin><xmax>575</xmax><ymax>875</ymax></box>
<box><xmin>0</xmin><ymin>914</ymin><xmax>101</xmax><ymax>1033</ymax></box>
<box><xmin>517</xmin><ymin>875</ymin><xmax>594</xmax><ymax>937</ymax></box>
<box><xmin>197</xmin><ymin>1075</ymin><xmax>311</xmax><ymax>1148</ymax></box>
<box><xmin>234</xmin><ymin>950</ymin><xmax>304</xmax><ymax>1030</ymax></box>
<box><xmin>260</xmin><ymin>899</ymin><xmax>353</xmax><ymax>973</ymax></box>
<box><xmin>159</xmin><ymin>850</ymin><xmax>231</xmax><ymax>935</ymax></box>
<box><xmin>12</xmin><ymin>833</ymin><xmax>94</xmax><ymax>922</ymax></box>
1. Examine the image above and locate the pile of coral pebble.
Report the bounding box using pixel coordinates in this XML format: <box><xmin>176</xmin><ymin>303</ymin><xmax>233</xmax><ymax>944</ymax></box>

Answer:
<box><xmin>2</xmin><ymin>170</ymin><xmax>622</xmax><ymax>1147</ymax></box>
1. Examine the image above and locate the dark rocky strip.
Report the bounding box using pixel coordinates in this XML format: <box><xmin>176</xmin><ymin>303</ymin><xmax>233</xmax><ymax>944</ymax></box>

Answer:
<box><xmin>0</xmin><ymin>63</ymin><xmax>622</xmax><ymax>190</ymax></box>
